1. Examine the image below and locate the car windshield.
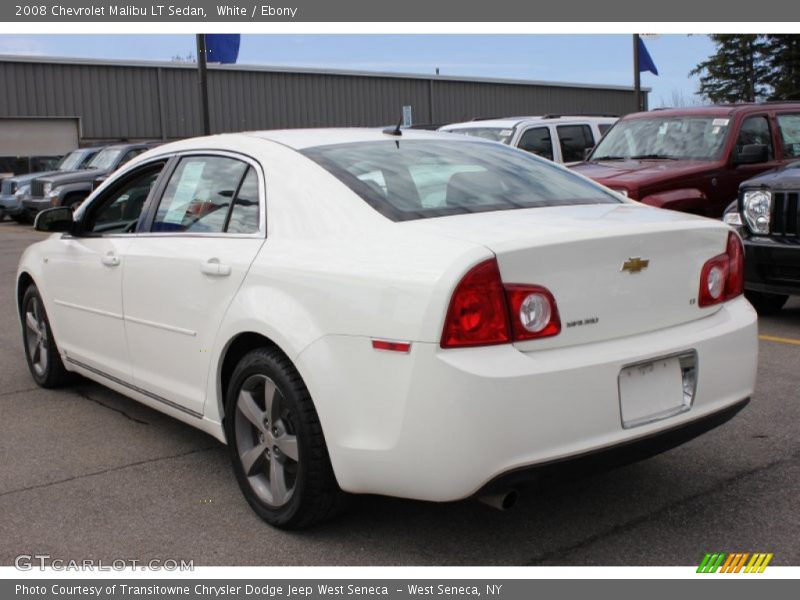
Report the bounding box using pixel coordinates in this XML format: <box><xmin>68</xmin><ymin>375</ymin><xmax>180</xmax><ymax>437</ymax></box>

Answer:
<box><xmin>591</xmin><ymin>116</ymin><xmax>732</xmax><ymax>161</ymax></box>
<box><xmin>88</xmin><ymin>148</ymin><xmax>123</xmax><ymax>170</ymax></box>
<box><xmin>303</xmin><ymin>140</ymin><xmax>620</xmax><ymax>221</ymax></box>
<box><xmin>442</xmin><ymin>127</ymin><xmax>515</xmax><ymax>144</ymax></box>
<box><xmin>57</xmin><ymin>150</ymin><xmax>87</xmax><ymax>171</ymax></box>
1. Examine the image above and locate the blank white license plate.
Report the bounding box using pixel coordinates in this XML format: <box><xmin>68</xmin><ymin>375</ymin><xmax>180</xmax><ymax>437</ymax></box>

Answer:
<box><xmin>619</xmin><ymin>357</ymin><xmax>687</xmax><ymax>428</ymax></box>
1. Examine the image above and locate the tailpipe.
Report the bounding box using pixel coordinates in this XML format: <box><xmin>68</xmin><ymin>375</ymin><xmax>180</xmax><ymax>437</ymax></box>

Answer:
<box><xmin>478</xmin><ymin>488</ymin><xmax>519</xmax><ymax>511</ymax></box>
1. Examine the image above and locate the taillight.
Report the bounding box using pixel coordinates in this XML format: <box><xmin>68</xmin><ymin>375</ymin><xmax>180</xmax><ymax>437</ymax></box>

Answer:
<box><xmin>441</xmin><ymin>258</ymin><xmax>560</xmax><ymax>348</ymax></box>
<box><xmin>441</xmin><ymin>259</ymin><xmax>510</xmax><ymax>348</ymax></box>
<box><xmin>698</xmin><ymin>232</ymin><xmax>744</xmax><ymax>307</ymax></box>
<box><xmin>505</xmin><ymin>285</ymin><xmax>561</xmax><ymax>341</ymax></box>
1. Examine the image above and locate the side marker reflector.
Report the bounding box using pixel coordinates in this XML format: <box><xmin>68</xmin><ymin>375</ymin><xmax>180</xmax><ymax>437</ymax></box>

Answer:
<box><xmin>371</xmin><ymin>340</ymin><xmax>411</xmax><ymax>353</ymax></box>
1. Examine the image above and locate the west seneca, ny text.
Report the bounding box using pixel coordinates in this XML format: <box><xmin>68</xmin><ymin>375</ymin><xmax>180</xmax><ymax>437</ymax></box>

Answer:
<box><xmin>14</xmin><ymin>4</ymin><xmax>299</xmax><ymax>18</ymax></box>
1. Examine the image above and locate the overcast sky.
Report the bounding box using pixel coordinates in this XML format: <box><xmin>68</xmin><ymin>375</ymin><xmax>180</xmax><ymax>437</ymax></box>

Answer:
<box><xmin>0</xmin><ymin>34</ymin><xmax>716</xmax><ymax>108</ymax></box>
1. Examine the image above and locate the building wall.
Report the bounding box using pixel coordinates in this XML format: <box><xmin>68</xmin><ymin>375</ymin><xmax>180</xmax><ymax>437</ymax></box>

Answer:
<box><xmin>0</xmin><ymin>56</ymin><xmax>646</xmax><ymax>142</ymax></box>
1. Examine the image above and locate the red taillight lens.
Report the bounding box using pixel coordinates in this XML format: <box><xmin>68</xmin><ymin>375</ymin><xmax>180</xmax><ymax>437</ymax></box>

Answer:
<box><xmin>441</xmin><ymin>259</ymin><xmax>510</xmax><ymax>348</ymax></box>
<box><xmin>441</xmin><ymin>259</ymin><xmax>561</xmax><ymax>348</ymax></box>
<box><xmin>505</xmin><ymin>285</ymin><xmax>561</xmax><ymax>341</ymax></box>
<box><xmin>699</xmin><ymin>232</ymin><xmax>744</xmax><ymax>307</ymax></box>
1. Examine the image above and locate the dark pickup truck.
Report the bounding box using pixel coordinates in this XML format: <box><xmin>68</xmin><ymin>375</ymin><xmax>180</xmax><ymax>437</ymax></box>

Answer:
<box><xmin>724</xmin><ymin>162</ymin><xmax>800</xmax><ymax>314</ymax></box>
<box><xmin>572</xmin><ymin>103</ymin><xmax>800</xmax><ymax>218</ymax></box>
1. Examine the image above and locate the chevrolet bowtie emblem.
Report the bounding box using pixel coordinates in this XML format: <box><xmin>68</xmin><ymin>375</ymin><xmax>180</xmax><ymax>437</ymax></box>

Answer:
<box><xmin>621</xmin><ymin>257</ymin><xmax>650</xmax><ymax>273</ymax></box>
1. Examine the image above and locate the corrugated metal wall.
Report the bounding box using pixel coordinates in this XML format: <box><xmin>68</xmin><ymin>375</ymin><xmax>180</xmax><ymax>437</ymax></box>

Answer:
<box><xmin>0</xmin><ymin>57</ymin><xmax>645</xmax><ymax>142</ymax></box>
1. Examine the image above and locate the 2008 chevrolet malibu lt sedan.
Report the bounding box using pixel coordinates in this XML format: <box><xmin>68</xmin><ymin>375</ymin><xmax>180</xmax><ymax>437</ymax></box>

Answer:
<box><xmin>16</xmin><ymin>129</ymin><xmax>758</xmax><ymax>528</ymax></box>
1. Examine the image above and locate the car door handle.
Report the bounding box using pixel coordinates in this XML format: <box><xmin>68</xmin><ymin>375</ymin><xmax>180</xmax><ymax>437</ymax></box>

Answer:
<box><xmin>200</xmin><ymin>258</ymin><xmax>231</xmax><ymax>277</ymax></box>
<box><xmin>101</xmin><ymin>253</ymin><xmax>120</xmax><ymax>267</ymax></box>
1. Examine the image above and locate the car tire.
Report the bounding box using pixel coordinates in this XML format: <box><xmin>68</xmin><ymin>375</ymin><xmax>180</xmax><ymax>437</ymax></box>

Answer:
<box><xmin>745</xmin><ymin>290</ymin><xmax>789</xmax><ymax>315</ymax></box>
<box><xmin>21</xmin><ymin>284</ymin><xmax>72</xmax><ymax>388</ymax></box>
<box><xmin>66</xmin><ymin>196</ymin><xmax>86</xmax><ymax>212</ymax></box>
<box><xmin>224</xmin><ymin>346</ymin><xmax>346</xmax><ymax>529</ymax></box>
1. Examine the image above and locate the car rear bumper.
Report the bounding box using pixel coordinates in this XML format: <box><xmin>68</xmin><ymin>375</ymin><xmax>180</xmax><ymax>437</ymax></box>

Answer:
<box><xmin>297</xmin><ymin>297</ymin><xmax>758</xmax><ymax>501</ymax></box>
<box><xmin>743</xmin><ymin>237</ymin><xmax>800</xmax><ymax>296</ymax></box>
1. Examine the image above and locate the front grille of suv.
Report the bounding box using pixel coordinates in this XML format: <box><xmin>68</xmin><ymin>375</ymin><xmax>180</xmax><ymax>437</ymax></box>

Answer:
<box><xmin>1</xmin><ymin>180</ymin><xmax>15</xmax><ymax>195</ymax></box>
<box><xmin>770</xmin><ymin>191</ymin><xmax>800</xmax><ymax>237</ymax></box>
<box><xmin>30</xmin><ymin>179</ymin><xmax>44</xmax><ymax>198</ymax></box>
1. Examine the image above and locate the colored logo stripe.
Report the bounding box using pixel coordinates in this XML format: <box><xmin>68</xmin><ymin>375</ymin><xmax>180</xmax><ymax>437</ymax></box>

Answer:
<box><xmin>698</xmin><ymin>552</ymin><xmax>773</xmax><ymax>573</ymax></box>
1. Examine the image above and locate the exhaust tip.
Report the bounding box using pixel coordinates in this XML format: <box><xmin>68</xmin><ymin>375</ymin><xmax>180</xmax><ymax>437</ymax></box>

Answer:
<box><xmin>478</xmin><ymin>488</ymin><xmax>519</xmax><ymax>511</ymax></box>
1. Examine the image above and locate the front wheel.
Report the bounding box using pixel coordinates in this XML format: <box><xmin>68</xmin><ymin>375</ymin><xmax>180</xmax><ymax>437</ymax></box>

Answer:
<box><xmin>745</xmin><ymin>290</ymin><xmax>789</xmax><ymax>315</ymax></box>
<box><xmin>21</xmin><ymin>285</ymin><xmax>71</xmax><ymax>388</ymax></box>
<box><xmin>224</xmin><ymin>347</ymin><xmax>345</xmax><ymax>529</ymax></box>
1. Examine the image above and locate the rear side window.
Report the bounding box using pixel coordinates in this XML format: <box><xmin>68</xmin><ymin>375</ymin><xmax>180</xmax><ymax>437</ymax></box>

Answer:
<box><xmin>152</xmin><ymin>156</ymin><xmax>253</xmax><ymax>233</ymax></box>
<box><xmin>517</xmin><ymin>127</ymin><xmax>554</xmax><ymax>160</ymax></box>
<box><xmin>557</xmin><ymin>124</ymin><xmax>595</xmax><ymax>162</ymax></box>
<box><xmin>777</xmin><ymin>114</ymin><xmax>800</xmax><ymax>158</ymax></box>
<box><xmin>302</xmin><ymin>140</ymin><xmax>619</xmax><ymax>222</ymax></box>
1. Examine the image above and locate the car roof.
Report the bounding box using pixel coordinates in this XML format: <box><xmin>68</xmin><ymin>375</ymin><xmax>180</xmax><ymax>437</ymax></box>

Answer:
<box><xmin>242</xmin><ymin>127</ymin><xmax>468</xmax><ymax>150</ymax></box>
<box><xmin>440</xmin><ymin>115</ymin><xmax>617</xmax><ymax>130</ymax></box>
<box><xmin>625</xmin><ymin>102</ymin><xmax>800</xmax><ymax>120</ymax></box>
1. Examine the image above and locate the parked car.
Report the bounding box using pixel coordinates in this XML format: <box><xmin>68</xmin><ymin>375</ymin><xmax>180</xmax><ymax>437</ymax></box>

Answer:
<box><xmin>438</xmin><ymin>115</ymin><xmax>617</xmax><ymax>164</ymax></box>
<box><xmin>572</xmin><ymin>103</ymin><xmax>800</xmax><ymax>218</ymax></box>
<box><xmin>0</xmin><ymin>147</ymin><xmax>103</xmax><ymax>222</ymax></box>
<box><xmin>0</xmin><ymin>155</ymin><xmax>63</xmax><ymax>178</ymax></box>
<box><xmin>18</xmin><ymin>129</ymin><xmax>757</xmax><ymax>528</ymax></box>
<box><xmin>723</xmin><ymin>160</ymin><xmax>800</xmax><ymax>314</ymax></box>
<box><xmin>23</xmin><ymin>142</ymin><xmax>157</xmax><ymax>218</ymax></box>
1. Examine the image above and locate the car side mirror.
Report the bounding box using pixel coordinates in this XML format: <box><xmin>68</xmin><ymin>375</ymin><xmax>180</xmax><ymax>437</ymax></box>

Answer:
<box><xmin>735</xmin><ymin>144</ymin><xmax>769</xmax><ymax>165</ymax></box>
<box><xmin>34</xmin><ymin>207</ymin><xmax>74</xmax><ymax>233</ymax></box>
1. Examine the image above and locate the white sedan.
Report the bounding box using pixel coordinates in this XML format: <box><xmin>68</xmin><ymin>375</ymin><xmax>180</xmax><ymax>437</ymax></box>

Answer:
<box><xmin>17</xmin><ymin>128</ymin><xmax>757</xmax><ymax>528</ymax></box>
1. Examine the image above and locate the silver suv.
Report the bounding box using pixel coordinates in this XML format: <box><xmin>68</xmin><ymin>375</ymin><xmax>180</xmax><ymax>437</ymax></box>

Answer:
<box><xmin>439</xmin><ymin>115</ymin><xmax>617</xmax><ymax>164</ymax></box>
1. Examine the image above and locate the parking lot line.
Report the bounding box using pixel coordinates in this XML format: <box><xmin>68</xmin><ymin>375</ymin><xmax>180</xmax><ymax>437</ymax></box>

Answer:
<box><xmin>759</xmin><ymin>334</ymin><xmax>800</xmax><ymax>347</ymax></box>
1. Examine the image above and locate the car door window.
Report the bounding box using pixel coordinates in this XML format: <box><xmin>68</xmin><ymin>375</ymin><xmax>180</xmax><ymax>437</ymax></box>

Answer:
<box><xmin>598</xmin><ymin>123</ymin><xmax>613</xmax><ymax>136</ymax></box>
<box><xmin>118</xmin><ymin>148</ymin><xmax>145</xmax><ymax>167</ymax></box>
<box><xmin>517</xmin><ymin>127</ymin><xmax>554</xmax><ymax>160</ymax></box>
<box><xmin>557</xmin><ymin>124</ymin><xmax>594</xmax><ymax>162</ymax></box>
<box><xmin>152</xmin><ymin>156</ymin><xmax>249</xmax><ymax>233</ymax></box>
<box><xmin>777</xmin><ymin>114</ymin><xmax>800</xmax><ymax>159</ymax></box>
<box><xmin>736</xmin><ymin>116</ymin><xmax>774</xmax><ymax>160</ymax></box>
<box><xmin>83</xmin><ymin>164</ymin><xmax>165</xmax><ymax>234</ymax></box>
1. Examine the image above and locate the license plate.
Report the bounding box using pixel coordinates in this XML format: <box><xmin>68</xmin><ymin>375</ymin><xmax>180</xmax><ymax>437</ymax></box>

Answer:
<box><xmin>618</xmin><ymin>356</ymin><xmax>688</xmax><ymax>428</ymax></box>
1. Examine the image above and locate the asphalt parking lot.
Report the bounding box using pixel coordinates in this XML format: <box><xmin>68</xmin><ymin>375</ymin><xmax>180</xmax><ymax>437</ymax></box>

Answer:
<box><xmin>0</xmin><ymin>220</ymin><xmax>798</xmax><ymax>567</ymax></box>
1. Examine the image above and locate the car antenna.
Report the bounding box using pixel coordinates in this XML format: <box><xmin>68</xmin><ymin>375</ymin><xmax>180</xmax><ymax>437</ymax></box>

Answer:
<box><xmin>383</xmin><ymin>117</ymin><xmax>403</xmax><ymax>137</ymax></box>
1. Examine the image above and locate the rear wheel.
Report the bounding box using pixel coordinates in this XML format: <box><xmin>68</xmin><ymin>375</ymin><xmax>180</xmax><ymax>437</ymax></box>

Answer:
<box><xmin>745</xmin><ymin>290</ymin><xmax>789</xmax><ymax>315</ymax></box>
<box><xmin>65</xmin><ymin>195</ymin><xmax>86</xmax><ymax>212</ymax></box>
<box><xmin>224</xmin><ymin>347</ymin><xmax>345</xmax><ymax>529</ymax></box>
<box><xmin>21</xmin><ymin>285</ymin><xmax>71</xmax><ymax>388</ymax></box>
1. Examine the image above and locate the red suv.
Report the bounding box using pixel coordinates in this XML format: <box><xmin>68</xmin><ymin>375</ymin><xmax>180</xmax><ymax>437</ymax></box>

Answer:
<box><xmin>572</xmin><ymin>103</ymin><xmax>800</xmax><ymax>218</ymax></box>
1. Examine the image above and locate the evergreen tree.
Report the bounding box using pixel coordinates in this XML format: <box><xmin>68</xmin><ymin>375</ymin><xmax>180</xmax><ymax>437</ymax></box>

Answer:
<box><xmin>690</xmin><ymin>35</ymin><xmax>769</xmax><ymax>103</ymax></box>
<box><xmin>763</xmin><ymin>35</ymin><xmax>800</xmax><ymax>100</ymax></box>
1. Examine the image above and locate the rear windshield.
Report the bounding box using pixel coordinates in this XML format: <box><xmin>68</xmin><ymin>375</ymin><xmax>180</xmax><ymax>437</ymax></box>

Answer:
<box><xmin>302</xmin><ymin>140</ymin><xmax>620</xmax><ymax>221</ymax></box>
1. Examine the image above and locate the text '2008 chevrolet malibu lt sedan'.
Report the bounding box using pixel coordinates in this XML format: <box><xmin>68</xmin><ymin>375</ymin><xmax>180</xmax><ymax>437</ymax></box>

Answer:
<box><xmin>16</xmin><ymin>128</ymin><xmax>758</xmax><ymax>528</ymax></box>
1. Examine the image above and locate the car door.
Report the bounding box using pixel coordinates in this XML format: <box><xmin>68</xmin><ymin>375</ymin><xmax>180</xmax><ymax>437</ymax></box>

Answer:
<box><xmin>718</xmin><ymin>114</ymin><xmax>783</xmax><ymax>215</ymax></box>
<box><xmin>122</xmin><ymin>153</ymin><xmax>265</xmax><ymax>416</ymax></box>
<box><xmin>42</xmin><ymin>160</ymin><xmax>167</xmax><ymax>381</ymax></box>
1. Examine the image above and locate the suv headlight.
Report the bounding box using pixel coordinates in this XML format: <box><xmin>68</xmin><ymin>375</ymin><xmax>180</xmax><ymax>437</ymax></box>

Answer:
<box><xmin>742</xmin><ymin>190</ymin><xmax>771</xmax><ymax>234</ymax></box>
<box><xmin>14</xmin><ymin>185</ymin><xmax>29</xmax><ymax>199</ymax></box>
<box><xmin>42</xmin><ymin>182</ymin><xmax>53</xmax><ymax>196</ymax></box>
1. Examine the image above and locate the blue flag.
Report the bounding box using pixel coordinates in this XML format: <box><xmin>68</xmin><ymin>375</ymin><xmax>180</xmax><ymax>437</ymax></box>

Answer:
<box><xmin>637</xmin><ymin>37</ymin><xmax>658</xmax><ymax>76</ymax></box>
<box><xmin>205</xmin><ymin>34</ymin><xmax>240</xmax><ymax>64</ymax></box>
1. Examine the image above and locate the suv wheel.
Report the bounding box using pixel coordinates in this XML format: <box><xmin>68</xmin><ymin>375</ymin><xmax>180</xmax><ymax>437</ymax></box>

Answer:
<box><xmin>224</xmin><ymin>347</ymin><xmax>346</xmax><ymax>528</ymax></box>
<box><xmin>745</xmin><ymin>290</ymin><xmax>789</xmax><ymax>315</ymax></box>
